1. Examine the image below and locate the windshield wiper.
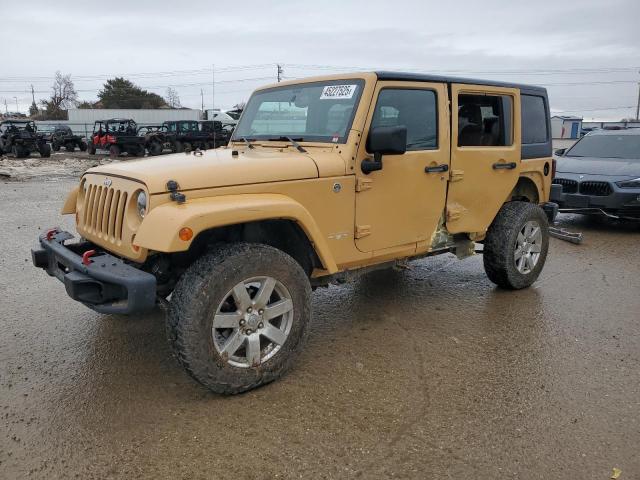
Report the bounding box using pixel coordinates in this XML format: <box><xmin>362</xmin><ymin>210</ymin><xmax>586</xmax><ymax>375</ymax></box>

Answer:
<box><xmin>240</xmin><ymin>136</ymin><xmax>255</xmax><ymax>149</ymax></box>
<box><xmin>269</xmin><ymin>136</ymin><xmax>307</xmax><ymax>153</ymax></box>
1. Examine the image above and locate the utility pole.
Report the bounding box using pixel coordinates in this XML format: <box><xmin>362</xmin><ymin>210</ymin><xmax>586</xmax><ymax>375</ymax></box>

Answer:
<box><xmin>200</xmin><ymin>89</ymin><xmax>204</xmax><ymax>114</ymax></box>
<box><xmin>212</xmin><ymin>64</ymin><xmax>216</xmax><ymax>146</ymax></box>
<box><xmin>3</xmin><ymin>99</ymin><xmax>7</xmax><ymax>114</ymax></box>
<box><xmin>636</xmin><ymin>71</ymin><xmax>640</xmax><ymax>121</ymax></box>
<box><xmin>277</xmin><ymin>64</ymin><xmax>283</xmax><ymax>83</ymax></box>
<box><xmin>31</xmin><ymin>85</ymin><xmax>36</xmax><ymax>105</ymax></box>
<box><xmin>13</xmin><ymin>97</ymin><xmax>18</xmax><ymax>113</ymax></box>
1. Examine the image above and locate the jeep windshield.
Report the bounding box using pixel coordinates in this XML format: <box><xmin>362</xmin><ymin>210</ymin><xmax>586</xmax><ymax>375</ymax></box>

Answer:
<box><xmin>232</xmin><ymin>79</ymin><xmax>364</xmax><ymax>144</ymax></box>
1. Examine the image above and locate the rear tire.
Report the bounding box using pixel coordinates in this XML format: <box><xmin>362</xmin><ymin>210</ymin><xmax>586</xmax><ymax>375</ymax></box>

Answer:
<box><xmin>483</xmin><ymin>201</ymin><xmax>549</xmax><ymax>290</ymax></box>
<box><xmin>39</xmin><ymin>144</ymin><xmax>51</xmax><ymax>158</ymax></box>
<box><xmin>149</xmin><ymin>141</ymin><xmax>162</xmax><ymax>156</ymax></box>
<box><xmin>79</xmin><ymin>141</ymin><xmax>87</xmax><ymax>152</ymax></box>
<box><xmin>52</xmin><ymin>142</ymin><xmax>61</xmax><ymax>152</ymax></box>
<box><xmin>168</xmin><ymin>243</ymin><xmax>312</xmax><ymax>394</ymax></box>
<box><xmin>109</xmin><ymin>145</ymin><xmax>121</xmax><ymax>158</ymax></box>
<box><xmin>88</xmin><ymin>142</ymin><xmax>96</xmax><ymax>155</ymax></box>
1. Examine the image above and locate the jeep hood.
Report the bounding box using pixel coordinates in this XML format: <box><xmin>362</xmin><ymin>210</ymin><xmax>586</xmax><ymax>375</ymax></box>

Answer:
<box><xmin>86</xmin><ymin>147</ymin><xmax>340</xmax><ymax>193</ymax></box>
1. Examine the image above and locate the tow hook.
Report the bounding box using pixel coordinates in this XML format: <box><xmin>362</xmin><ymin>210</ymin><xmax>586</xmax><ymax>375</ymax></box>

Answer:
<box><xmin>549</xmin><ymin>226</ymin><xmax>583</xmax><ymax>244</ymax></box>
<box><xmin>45</xmin><ymin>227</ymin><xmax>58</xmax><ymax>241</ymax></box>
<box><xmin>81</xmin><ymin>249</ymin><xmax>97</xmax><ymax>266</ymax></box>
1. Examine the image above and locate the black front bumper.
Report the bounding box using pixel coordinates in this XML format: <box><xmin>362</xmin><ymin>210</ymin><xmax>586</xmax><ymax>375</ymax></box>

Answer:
<box><xmin>550</xmin><ymin>183</ymin><xmax>640</xmax><ymax>219</ymax></box>
<box><xmin>32</xmin><ymin>230</ymin><xmax>157</xmax><ymax>314</ymax></box>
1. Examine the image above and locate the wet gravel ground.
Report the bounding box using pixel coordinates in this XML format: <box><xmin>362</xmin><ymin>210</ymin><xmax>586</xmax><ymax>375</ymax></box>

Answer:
<box><xmin>1</xmin><ymin>178</ymin><xmax>639</xmax><ymax>479</ymax></box>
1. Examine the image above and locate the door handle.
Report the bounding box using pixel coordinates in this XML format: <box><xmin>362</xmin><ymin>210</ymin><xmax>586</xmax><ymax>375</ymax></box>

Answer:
<box><xmin>425</xmin><ymin>164</ymin><xmax>449</xmax><ymax>173</ymax></box>
<box><xmin>492</xmin><ymin>161</ymin><xmax>517</xmax><ymax>170</ymax></box>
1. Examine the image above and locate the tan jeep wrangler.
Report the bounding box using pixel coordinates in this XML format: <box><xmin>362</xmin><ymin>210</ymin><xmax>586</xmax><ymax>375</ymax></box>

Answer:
<box><xmin>32</xmin><ymin>71</ymin><xmax>557</xmax><ymax>394</ymax></box>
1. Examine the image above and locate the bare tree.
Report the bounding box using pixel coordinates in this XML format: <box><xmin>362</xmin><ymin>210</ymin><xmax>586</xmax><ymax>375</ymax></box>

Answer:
<box><xmin>165</xmin><ymin>87</ymin><xmax>182</xmax><ymax>108</ymax></box>
<box><xmin>38</xmin><ymin>71</ymin><xmax>78</xmax><ymax>119</ymax></box>
<box><xmin>233</xmin><ymin>101</ymin><xmax>246</xmax><ymax>110</ymax></box>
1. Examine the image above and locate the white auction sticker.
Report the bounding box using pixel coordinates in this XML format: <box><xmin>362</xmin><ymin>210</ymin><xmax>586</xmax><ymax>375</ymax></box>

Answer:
<box><xmin>320</xmin><ymin>85</ymin><xmax>358</xmax><ymax>100</ymax></box>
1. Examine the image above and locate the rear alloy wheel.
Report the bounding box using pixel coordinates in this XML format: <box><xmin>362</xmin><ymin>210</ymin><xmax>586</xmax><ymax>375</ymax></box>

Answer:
<box><xmin>514</xmin><ymin>221</ymin><xmax>543</xmax><ymax>275</ymax></box>
<box><xmin>483</xmin><ymin>201</ymin><xmax>549</xmax><ymax>290</ymax></box>
<box><xmin>168</xmin><ymin>243</ymin><xmax>311</xmax><ymax>394</ymax></box>
<box><xmin>109</xmin><ymin>145</ymin><xmax>121</xmax><ymax>158</ymax></box>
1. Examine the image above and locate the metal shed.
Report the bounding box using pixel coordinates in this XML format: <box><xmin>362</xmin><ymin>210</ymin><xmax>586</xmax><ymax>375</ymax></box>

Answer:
<box><xmin>551</xmin><ymin>115</ymin><xmax>583</xmax><ymax>139</ymax></box>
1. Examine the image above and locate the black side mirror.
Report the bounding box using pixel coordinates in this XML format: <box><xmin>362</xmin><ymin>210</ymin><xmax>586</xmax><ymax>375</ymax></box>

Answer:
<box><xmin>362</xmin><ymin>125</ymin><xmax>407</xmax><ymax>174</ymax></box>
<box><xmin>554</xmin><ymin>148</ymin><xmax>566</xmax><ymax>156</ymax></box>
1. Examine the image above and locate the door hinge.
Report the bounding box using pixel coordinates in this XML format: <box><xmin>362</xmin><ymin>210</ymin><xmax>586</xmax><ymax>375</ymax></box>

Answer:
<box><xmin>355</xmin><ymin>177</ymin><xmax>373</xmax><ymax>192</ymax></box>
<box><xmin>355</xmin><ymin>224</ymin><xmax>371</xmax><ymax>239</ymax></box>
<box><xmin>449</xmin><ymin>169</ymin><xmax>464</xmax><ymax>182</ymax></box>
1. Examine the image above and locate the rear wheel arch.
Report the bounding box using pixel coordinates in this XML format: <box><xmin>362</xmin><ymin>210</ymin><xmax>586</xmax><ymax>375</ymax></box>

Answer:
<box><xmin>510</xmin><ymin>175</ymin><xmax>540</xmax><ymax>203</ymax></box>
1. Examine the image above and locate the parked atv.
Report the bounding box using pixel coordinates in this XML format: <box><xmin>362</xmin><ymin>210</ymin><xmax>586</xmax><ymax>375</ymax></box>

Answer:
<box><xmin>199</xmin><ymin>120</ymin><xmax>233</xmax><ymax>148</ymax></box>
<box><xmin>164</xmin><ymin>120</ymin><xmax>211</xmax><ymax>152</ymax></box>
<box><xmin>137</xmin><ymin>125</ymin><xmax>169</xmax><ymax>156</ymax></box>
<box><xmin>0</xmin><ymin>120</ymin><xmax>51</xmax><ymax>158</ymax></box>
<box><xmin>48</xmin><ymin>125</ymin><xmax>87</xmax><ymax>152</ymax></box>
<box><xmin>88</xmin><ymin>119</ymin><xmax>146</xmax><ymax>158</ymax></box>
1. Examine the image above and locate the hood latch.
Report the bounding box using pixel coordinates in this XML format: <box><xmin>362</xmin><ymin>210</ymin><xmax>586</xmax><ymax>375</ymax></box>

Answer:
<box><xmin>166</xmin><ymin>180</ymin><xmax>186</xmax><ymax>204</ymax></box>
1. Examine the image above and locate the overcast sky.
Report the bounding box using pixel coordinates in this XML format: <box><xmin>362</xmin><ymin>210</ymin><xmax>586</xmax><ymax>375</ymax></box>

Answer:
<box><xmin>1</xmin><ymin>0</ymin><xmax>639</xmax><ymax>120</ymax></box>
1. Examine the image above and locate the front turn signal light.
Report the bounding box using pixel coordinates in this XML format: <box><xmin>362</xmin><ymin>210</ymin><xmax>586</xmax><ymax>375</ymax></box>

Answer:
<box><xmin>179</xmin><ymin>227</ymin><xmax>193</xmax><ymax>241</ymax></box>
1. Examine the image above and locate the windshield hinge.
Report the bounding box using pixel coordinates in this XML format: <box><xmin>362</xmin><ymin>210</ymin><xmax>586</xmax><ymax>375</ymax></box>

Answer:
<box><xmin>449</xmin><ymin>169</ymin><xmax>464</xmax><ymax>182</ymax></box>
<box><xmin>355</xmin><ymin>177</ymin><xmax>373</xmax><ymax>192</ymax></box>
<box><xmin>355</xmin><ymin>225</ymin><xmax>371</xmax><ymax>239</ymax></box>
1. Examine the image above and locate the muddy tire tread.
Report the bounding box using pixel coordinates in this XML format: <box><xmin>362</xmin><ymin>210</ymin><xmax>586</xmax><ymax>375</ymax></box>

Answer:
<box><xmin>167</xmin><ymin>242</ymin><xmax>311</xmax><ymax>394</ymax></box>
<box><xmin>483</xmin><ymin>201</ymin><xmax>549</xmax><ymax>290</ymax></box>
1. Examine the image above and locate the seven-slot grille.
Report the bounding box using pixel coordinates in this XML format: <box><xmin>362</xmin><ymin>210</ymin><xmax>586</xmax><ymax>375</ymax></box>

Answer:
<box><xmin>81</xmin><ymin>184</ymin><xmax>128</xmax><ymax>242</ymax></box>
<box><xmin>552</xmin><ymin>178</ymin><xmax>578</xmax><ymax>194</ymax></box>
<box><xmin>579</xmin><ymin>181</ymin><xmax>612</xmax><ymax>196</ymax></box>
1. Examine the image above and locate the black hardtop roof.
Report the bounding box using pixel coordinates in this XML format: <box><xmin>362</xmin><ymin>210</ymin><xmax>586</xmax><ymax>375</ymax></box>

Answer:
<box><xmin>375</xmin><ymin>71</ymin><xmax>547</xmax><ymax>94</ymax></box>
<box><xmin>163</xmin><ymin>119</ymin><xmax>198</xmax><ymax>123</ymax></box>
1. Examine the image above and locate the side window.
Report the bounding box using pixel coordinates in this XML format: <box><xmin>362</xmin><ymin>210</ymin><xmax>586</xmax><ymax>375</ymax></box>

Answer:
<box><xmin>370</xmin><ymin>89</ymin><xmax>438</xmax><ymax>151</ymax></box>
<box><xmin>521</xmin><ymin>95</ymin><xmax>548</xmax><ymax>144</ymax></box>
<box><xmin>458</xmin><ymin>94</ymin><xmax>512</xmax><ymax>147</ymax></box>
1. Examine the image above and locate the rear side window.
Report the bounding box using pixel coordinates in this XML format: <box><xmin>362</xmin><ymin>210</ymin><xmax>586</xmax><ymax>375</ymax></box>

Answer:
<box><xmin>457</xmin><ymin>94</ymin><xmax>512</xmax><ymax>147</ymax></box>
<box><xmin>521</xmin><ymin>95</ymin><xmax>548</xmax><ymax>144</ymax></box>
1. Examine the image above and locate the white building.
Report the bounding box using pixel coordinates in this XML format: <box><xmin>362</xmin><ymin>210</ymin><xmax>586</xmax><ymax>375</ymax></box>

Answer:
<box><xmin>551</xmin><ymin>115</ymin><xmax>583</xmax><ymax>139</ymax></box>
<box><xmin>68</xmin><ymin>108</ymin><xmax>201</xmax><ymax>125</ymax></box>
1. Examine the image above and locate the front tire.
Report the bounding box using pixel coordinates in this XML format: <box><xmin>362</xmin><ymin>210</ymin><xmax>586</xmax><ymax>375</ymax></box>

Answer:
<box><xmin>483</xmin><ymin>201</ymin><xmax>549</xmax><ymax>290</ymax></box>
<box><xmin>168</xmin><ymin>243</ymin><xmax>311</xmax><ymax>394</ymax></box>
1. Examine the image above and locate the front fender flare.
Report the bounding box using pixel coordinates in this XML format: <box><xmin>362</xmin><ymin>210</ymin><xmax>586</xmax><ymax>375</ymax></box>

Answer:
<box><xmin>134</xmin><ymin>194</ymin><xmax>338</xmax><ymax>273</ymax></box>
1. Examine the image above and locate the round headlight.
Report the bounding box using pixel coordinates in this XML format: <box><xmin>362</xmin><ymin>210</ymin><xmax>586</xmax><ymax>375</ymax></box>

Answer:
<box><xmin>136</xmin><ymin>191</ymin><xmax>147</xmax><ymax>218</ymax></box>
